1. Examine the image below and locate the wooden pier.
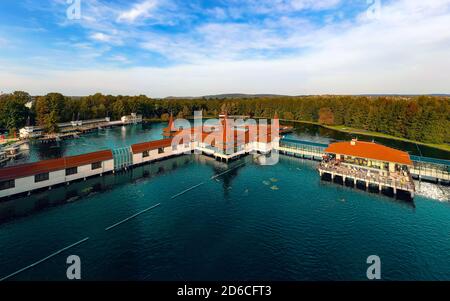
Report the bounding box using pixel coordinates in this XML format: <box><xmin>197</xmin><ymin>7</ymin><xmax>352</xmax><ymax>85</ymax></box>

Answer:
<box><xmin>318</xmin><ymin>160</ymin><xmax>415</xmax><ymax>198</ymax></box>
<box><xmin>38</xmin><ymin>132</ymin><xmax>80</xmax><ymax>143</ymax></box>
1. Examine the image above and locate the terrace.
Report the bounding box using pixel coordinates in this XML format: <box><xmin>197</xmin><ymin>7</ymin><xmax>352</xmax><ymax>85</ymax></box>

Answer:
<box><xmin>319</xmin><ymin>159</ymin><xmax>415</xmax><ymax>193</ymax></box>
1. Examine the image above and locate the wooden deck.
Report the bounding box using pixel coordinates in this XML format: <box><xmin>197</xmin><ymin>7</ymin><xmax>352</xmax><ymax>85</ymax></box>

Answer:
<box><xmin>318</xmin><ymin>160</ymin><xmax>415</xmax><ymax>198</ymax></box>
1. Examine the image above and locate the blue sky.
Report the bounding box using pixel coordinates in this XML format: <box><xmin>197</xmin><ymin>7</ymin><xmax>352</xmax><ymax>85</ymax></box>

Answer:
<box><xmin>0</xmin><ymin>0</ymin><xmax>449</xmax><ymax>96</ymax></box>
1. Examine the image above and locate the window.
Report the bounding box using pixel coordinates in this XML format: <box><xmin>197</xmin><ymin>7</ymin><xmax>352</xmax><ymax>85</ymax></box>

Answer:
<box><xmin>65</xmin><ymin>167</ymin><xmax>78</xmax><ymax>176</ymax></box>
<box><xmin>0</xmin><ymin>179</ymin><xmax>15</xmax><ymax>191</ymax></box>
<box><xmin>92</xmin><ymin>162</ymin><xmax>102</xmax><ymax>170</ymax></box>
<box><xmin>158</xmin><ymin>148</ymin><xmax>164</xmax><ymax>154</ymax></box>
<box><xmin>143</xmin><ymin>151</ymin><xmax>149</xmax><ymax>158</ymax></box>
<box><xmin>35</xmin><ymin>172</ymin><xmax>49</xmax><ymax>183</ymax></box>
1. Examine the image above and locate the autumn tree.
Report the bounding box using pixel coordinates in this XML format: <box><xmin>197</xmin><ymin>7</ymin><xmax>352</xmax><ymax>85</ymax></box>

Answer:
<box><xmin>318</xmin><ymin>107</ymin><xmax>335</xmax><ymax>125</ymax></box>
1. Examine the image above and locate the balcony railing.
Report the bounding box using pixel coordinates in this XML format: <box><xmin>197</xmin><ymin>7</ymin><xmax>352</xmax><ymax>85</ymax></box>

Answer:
<box><xmin>319</xmin><ymin>161</ymin><xmax>415</xmax><ymax>191</ymax></box>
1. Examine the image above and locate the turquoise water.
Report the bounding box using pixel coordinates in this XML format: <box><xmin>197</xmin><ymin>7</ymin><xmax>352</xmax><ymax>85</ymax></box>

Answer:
<box><xmin>12</xmin><ymin>123</ymin><xmax>167</xmax><ymax>164</ymax></box>
<box><xmin>1</xmin><ymin>122</ymin><xmax>449</xmax><ymax>281</ymax></box>
<box><xmin>0</xmin><ymin>155</ymin><xmax>449</xmax><ymax>281</ymax></box>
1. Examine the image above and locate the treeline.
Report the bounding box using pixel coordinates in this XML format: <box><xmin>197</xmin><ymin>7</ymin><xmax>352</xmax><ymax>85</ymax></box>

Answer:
<box><xmin>0</xmin><ymin>92</ymin><xmax>448</xmax><ymax>144</ymax></box>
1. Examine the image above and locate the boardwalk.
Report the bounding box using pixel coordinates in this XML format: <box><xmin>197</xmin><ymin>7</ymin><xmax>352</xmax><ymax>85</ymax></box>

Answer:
<box><xmin>318</xmin><ymin>160</ymin><xmax>415</xmax><ymax>197</ymax></box>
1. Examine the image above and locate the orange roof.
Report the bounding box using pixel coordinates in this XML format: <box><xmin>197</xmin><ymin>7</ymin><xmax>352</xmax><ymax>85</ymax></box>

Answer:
<box><xmin>0</xmin><ymin>150</ymin><xmax>113</xmax><ymax>181</ymax></box>
<box><xmin>131</xmin><ymin>138</ymin><xmax>173</xmax><ymax>154</ymax></box>
<box><xmin>325</xmin><ymin>141</ymin><xmax>412</xmax><ymax>165</ymax></box>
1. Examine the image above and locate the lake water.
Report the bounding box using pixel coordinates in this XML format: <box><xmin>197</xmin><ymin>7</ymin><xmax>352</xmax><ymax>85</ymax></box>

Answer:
<box><xmin>0</xmin><ymin>122</ymin><xmax>449</xmax><ymax>281</ymax></box>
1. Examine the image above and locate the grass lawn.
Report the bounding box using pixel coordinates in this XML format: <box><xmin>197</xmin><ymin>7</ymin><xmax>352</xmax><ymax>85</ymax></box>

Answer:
<box><xmin>325</xmin><ymin>125</ymin><xmax>450</xmax><ymax>152</ymax></box>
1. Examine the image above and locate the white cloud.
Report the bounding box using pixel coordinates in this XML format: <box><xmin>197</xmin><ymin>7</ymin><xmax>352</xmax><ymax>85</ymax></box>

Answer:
<box><xmin>117</xmin><ymin>0</ymin><xmax>159</xmax><ymax>23</ymax></box>
<box><xmin>2</xmin><ymin>0</ymin><xmax>450</xmax><ymax>96</ymax></box>
<box><xmin>291</xmin><ymin>0</ymin><xmax>341</xmax><ymax>10</ymax></box>
<box><xmin>90</xmin><ymin>32</ymin><xmax>113</xmax><ymax>42</ymax></box>
<box><xmin>89</xmin><ymin>30</ymin><xmax>125</xmax><ymax>45</ymax></box>
<box><xmin>107</xmin><ymin>55</ymin><xmax>131</xmax><ymax>64</ymax></box>
<box><xmin>140</xmin><ymin>18</ymin><xmax>319</xmax><ymax>63</ymax></box>
<box><xmin>241</xmin><ymin>0</ymin><xmax>342</xmax><ymax>14</ymax></box>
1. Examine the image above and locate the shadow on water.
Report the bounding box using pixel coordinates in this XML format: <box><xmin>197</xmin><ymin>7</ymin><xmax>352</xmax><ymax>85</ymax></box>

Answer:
<box><xmin>319</xmin><ymin>174</ymin><xmax>416</xmax><ymax>210</ymax></box>
<box><xmin>0</xmin><ymin>154</ymin><xmax>252</xmax><ymax>224</ymax></box>
<box><xmin>195</xmin><ymin>153</ymin><xmax>251</xmax><ymax>198</ymax></box>
<box><xmin>0</xmin><ymin>148</ymin><xmax>422</xmax><ymax>224</ymax></box>
<box><xmin>0</xmin><ymin>156</ymin><xmax>188</xmax><ymax>224</ymax></box>
<box><xmin>279</xmin><ymin>154</ymin><xmax>416</xmax><ymax>209</ymax></box>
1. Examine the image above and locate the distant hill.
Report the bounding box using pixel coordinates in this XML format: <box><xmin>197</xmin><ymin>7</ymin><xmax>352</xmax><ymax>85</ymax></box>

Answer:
<box><xmin>165</xmin><ymin>93</ymin><xmax>289</xmax><ymax>99</ymax></box>
<box><xmin>29</xmin><ymin>93</ymin><xmax>449</xmax><ymax>99</ymax></box>
<box><xmin>359</xmin><ymin>94</ymin><xmax>450</xmax><ymax>97</ymax></box>
<box><xmin>164</xmin><ymin>93</ymin><xmax>450</xmax><ymax>100</ymax></box>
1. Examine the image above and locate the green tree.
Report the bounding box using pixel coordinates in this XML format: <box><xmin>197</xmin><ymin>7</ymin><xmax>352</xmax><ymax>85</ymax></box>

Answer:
<box><xmin>112</xmin><ymin>99</ymin><xmax>126</xmax><ymax>119</ymax></box>
<box><xmin>0</xmin><ymin>94</ymin><xmax>29</xmax><ymax>131</ymax></box>
<box><xmin>35</xmin><ymin>93</ymin><xmax>65</xmax><ymax>133</ymax></box>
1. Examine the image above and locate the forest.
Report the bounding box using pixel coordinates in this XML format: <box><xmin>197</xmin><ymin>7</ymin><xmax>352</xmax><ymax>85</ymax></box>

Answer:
<box><xmin>0</xmin><ymin>91</ymin><xmax>449</xmax><ymax>145</ymax></box>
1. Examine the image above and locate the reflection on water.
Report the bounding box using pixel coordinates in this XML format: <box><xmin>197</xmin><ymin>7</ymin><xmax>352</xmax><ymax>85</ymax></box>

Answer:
<box><xmin>7</xmin><ymin>122</ymin><xmax>167</xmax><ymax>166</ymax></box>
<box><xmin>0</xmin><ymin>156</ymin><xmax>184</xmax><ymax>223</ymax></box>
<box><xmin>282</xmin><ymin>154</ymin><xmax>418</xmax><ymax>209</ymax></box>
<box><xmin>0</xmin><ymin>154</ymin><xmax>250</xmax><ymax>223</ymax></box>
<box><xmin>2</xmin><ymin>151</ymin><xmax>438</xmax><ymax>224</ymax></box>
<box><xmin>1</xmin><ymin>155</ymin><xmax>450</xmax><ymax>281</ymax></box>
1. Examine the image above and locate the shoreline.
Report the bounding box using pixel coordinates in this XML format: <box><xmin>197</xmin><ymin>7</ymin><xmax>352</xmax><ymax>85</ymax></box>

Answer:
<box><xmin>144</xmin><ymin>118</ymin><xmax>450</xmax><ymax>154</ymax></box>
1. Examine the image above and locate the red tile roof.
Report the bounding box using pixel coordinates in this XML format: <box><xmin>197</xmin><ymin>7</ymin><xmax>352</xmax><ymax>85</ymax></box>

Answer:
<box><xmin>131</xmin><ymin>138</ymin><xmax>173</xmax><ymax>154</ymax></box>
<box><xmin>325</xmin><ymin>141</ymin><xmax>413</xmax><ymax>165</ymax></box>
<box><xmin>65</xmin><ymin>150</ymin><xmax>113</xmax><ymax>168</ymax></box>
<box><xmin>0</xmin><ymin>150</ymin><xmax>113</xmax><ymax>181</ymax></box>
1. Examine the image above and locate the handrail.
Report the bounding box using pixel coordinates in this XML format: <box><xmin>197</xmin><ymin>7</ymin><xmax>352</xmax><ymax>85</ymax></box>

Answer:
<box><xmin>318</xmin><ymin>162</ymin><xmax>415</xmax><ymax>191</ymax></box>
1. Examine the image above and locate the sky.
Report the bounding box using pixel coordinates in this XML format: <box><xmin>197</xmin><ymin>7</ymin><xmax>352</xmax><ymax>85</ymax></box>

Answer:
<box><xmin>0</xmin><ymin>0</ymin><xmax>449</xmax><ymax>97</ymax></box>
